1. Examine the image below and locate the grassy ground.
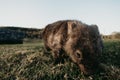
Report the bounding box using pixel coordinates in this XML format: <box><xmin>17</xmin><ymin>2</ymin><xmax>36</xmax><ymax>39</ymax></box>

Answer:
<box><xmin>0</xmin><ymin>40</ymin><xmax>120</xmax><ymax>80</ymax></box>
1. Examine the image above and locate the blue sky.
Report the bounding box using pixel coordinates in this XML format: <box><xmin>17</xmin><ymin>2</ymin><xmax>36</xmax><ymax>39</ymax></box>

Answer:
<box><xmin>0</xmin><ymin>0</ymin><xmax>120</xmax><ymax>34</ymax></box>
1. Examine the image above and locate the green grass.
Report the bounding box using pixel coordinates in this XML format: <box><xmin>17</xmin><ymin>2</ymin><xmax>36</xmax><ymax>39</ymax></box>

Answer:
<box><xmin>0</xmin><ymin>40</ymin><xmax>120</xmax><ymax>80</ymax></box>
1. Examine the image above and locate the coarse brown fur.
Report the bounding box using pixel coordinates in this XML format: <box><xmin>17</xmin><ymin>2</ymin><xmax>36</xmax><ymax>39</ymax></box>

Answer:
<box><xmin>42</xmin><ymin>20</ymin><xmax>103</xmax><ymax>75</ymax></box>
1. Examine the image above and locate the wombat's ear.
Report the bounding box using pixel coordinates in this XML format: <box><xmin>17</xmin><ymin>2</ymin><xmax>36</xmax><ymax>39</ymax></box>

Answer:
<box><xmin>91</xmin><ymin>25</ymin><xmax>98</xmax><ymax>30</ymax></box>
<box><xmin>72</xmin><ymin>23</ymin><xmax>77</xmax><ymax>29</ymax></box>
<box><xmin>67</xmin><ymin>22</ymin><xmax>76</xmax><ymax>29</ymax></box>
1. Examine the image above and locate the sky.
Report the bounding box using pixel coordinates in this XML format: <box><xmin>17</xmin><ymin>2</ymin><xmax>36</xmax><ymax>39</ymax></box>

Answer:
<box><xmin>0</xmin><ymin>0</ymin><xmax>120</xmax><ymax>35</ymax></box>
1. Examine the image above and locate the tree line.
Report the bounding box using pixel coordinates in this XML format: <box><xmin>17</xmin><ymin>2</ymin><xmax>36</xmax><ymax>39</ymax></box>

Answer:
<box><xmin>0</xmin><ymin>27</ymin><xmax>43</xmax><ymax>44</ymax></box>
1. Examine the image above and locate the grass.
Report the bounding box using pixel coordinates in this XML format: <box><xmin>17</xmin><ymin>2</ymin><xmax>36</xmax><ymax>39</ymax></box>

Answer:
<box><xmin>0</xmin><ymin>40</ymin><xmax>120</xmax><ymax>80</ymax></box>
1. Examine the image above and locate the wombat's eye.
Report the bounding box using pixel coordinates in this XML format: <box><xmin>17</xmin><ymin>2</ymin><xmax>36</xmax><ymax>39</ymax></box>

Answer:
<box><xmin>76</xmin><ymin>52</ymin><xmax>81</xmax><ymax>58</ymax></box>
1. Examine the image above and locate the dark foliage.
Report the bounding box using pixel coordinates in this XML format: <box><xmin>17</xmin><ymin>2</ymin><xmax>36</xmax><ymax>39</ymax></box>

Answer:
<box><xmin>0</xmin><ymin>27</ymin><xmax>43</xmax><ymax>44</ymax></box>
